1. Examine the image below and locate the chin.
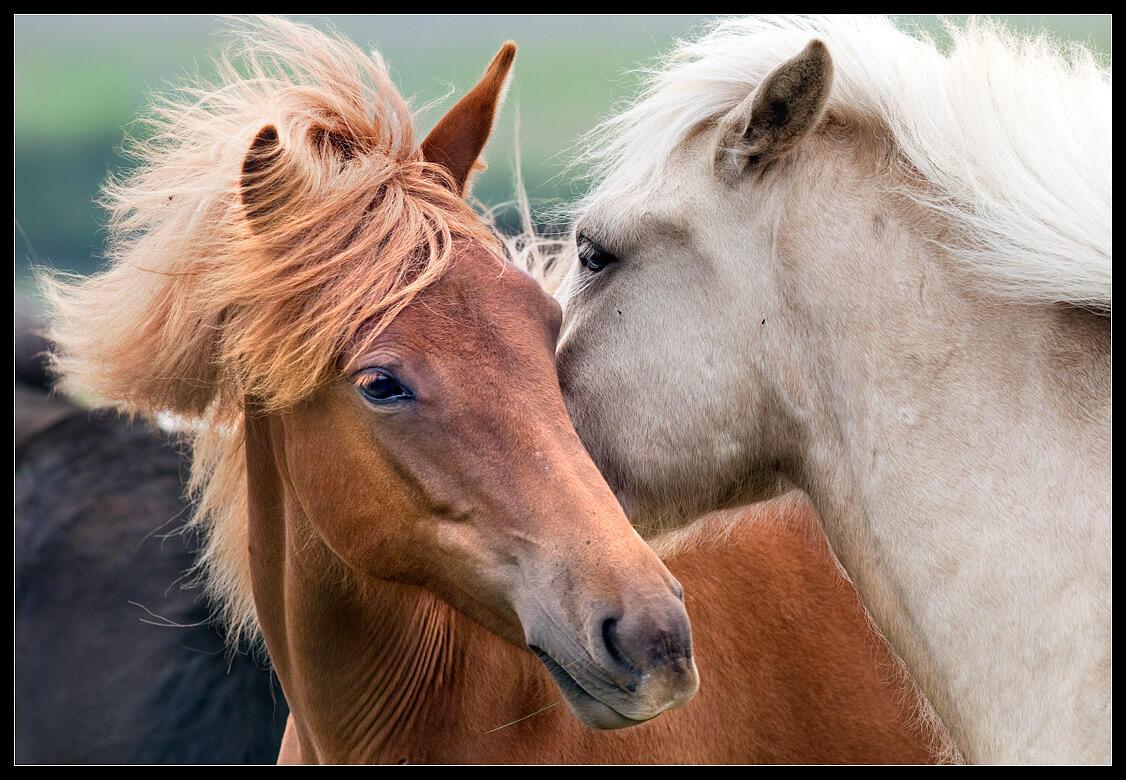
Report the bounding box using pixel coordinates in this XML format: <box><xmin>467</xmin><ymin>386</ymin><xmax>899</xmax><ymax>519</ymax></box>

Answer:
<box><xmin>531</xmin><ymin>647</ymin><xmax>652</xmax><ymax>730</ymax></box>
<box><xmin>567</xmin><ymin>694</ymin><xmax>650</xmax><ymax>731</ymax></box>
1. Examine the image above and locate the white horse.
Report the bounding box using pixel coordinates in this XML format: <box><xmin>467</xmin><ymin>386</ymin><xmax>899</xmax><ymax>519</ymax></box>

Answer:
<box><xmin>551</xmin><ymin>15</ymin><xmax>1110</xmax><ymax>764</ymax></box>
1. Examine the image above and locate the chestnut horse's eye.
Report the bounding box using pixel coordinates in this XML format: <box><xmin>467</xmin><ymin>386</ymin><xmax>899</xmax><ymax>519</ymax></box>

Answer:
<box><xmin>357</xmin><ymin>368</ymin><xmax>414</xmax><ymax>405</ymax></box>
<box><xmin>577</xmin><ymin>234</ymin><xmax>618</xmax><ymax>273</ymax></box>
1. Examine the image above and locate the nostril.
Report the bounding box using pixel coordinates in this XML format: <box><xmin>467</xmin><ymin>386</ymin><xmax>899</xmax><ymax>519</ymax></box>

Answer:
<box><xmin>601</xmin><ymin>618</ymin><xmax>625</xmax><ymax>666</ymax></box>
<box><xmin>600</xmin><ymin>618</ymin><xmax>639</xmax><ymax>690</ymax></box>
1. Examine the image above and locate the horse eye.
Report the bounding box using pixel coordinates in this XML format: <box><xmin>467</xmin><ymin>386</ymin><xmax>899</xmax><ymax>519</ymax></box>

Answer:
<box><xmin>357</xmin><ymin>368</ymin><xmax>413</xmax><ymax>405</ymax></box>
<box><xmin>577</xmin><ymin>234</ymin><xmax>618</xmax><ymax>273</ymax></box>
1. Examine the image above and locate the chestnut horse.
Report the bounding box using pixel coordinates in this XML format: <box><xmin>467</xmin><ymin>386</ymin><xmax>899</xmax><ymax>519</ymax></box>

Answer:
<box><xmin>41</xmin><ymin>17</ymin><xmax>695</xmax><ymax>759</ymax></box>
<box><xmin>41</xmin><ymin>18</ymin><xmax>935</xmax><ymax>763</ymax></box>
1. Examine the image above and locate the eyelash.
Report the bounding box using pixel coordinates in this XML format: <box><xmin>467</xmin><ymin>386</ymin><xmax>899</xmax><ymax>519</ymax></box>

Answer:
<box><xmin>577</xmin><ymin>234</ymin><xmax>619</xmax><ymax>273</ymax></box>
<box><xmin>355</xmin><ymin>368</ymin><xmax>414</xmax><ymax>404</ymax></box>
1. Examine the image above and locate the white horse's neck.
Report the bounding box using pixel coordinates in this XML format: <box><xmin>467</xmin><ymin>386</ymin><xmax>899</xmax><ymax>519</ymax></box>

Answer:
<box><xmin>786</xmin><ymin>229</ymin><xmax>1111</xmax><ymax>762</ymax></box>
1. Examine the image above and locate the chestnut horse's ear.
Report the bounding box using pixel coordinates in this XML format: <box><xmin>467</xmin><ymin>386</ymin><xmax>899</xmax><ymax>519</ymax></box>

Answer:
<box><xmin>421</xmin><ymin>42</ymin><xmax>516</xmax><ymax>195</ymax></box>
<box><xmin>241</xmin><ymin>124</ymin><xmax>289</xmax><ymax>232</ymax></box>
<box><xmin>713</xmin><ymin>39</ymin><xmax>833</xmax><ymax>181</ymax></box>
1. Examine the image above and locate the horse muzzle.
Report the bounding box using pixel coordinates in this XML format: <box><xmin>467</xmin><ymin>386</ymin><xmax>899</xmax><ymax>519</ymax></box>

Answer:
<box><xmin>526</xmin><ymin>594</ymin><xmax>699</xmax><ymax>729</ymax></box>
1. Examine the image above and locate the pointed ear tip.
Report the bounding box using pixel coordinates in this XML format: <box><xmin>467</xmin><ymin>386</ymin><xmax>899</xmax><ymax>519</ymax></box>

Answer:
<box><xmin>490</xmin><ymin>41</ymin><xmax>516</xmax><ymax>71</ymax></box>
<box><xmin>805</xmin><ymin>38</ymin><xmax>830</xmax><ymax>59</ymax></box>
<box><xmin>243</xmin><ymin>123</ymin><xmax>281</xmax><ymax>180</ymax></box>
<box><xmin>251</xmin><ymin>124</ymin><xmax>279</xmax><ymax>148</ymax></box>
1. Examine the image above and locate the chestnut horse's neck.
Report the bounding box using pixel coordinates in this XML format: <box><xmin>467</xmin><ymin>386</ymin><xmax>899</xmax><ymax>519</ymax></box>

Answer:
<box><xmin>243</xmin><ymin>409</ymin><xmax>939</xmax><ymax>764</ymax></box>
<box><xmin>244</xmin><ymin>409</ymin><xmax>557</xmax><ymax>763</ymax></box>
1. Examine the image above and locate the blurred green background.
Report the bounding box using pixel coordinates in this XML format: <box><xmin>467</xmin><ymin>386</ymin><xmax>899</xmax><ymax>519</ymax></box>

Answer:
<box><xmin>14</xmin><ymin>14</ymin><xmax>1111</xmax><ymax>294</ymax></box>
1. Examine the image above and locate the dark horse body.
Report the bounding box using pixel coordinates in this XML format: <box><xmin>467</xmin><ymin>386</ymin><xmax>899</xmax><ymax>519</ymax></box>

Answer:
<box><xmin>15</xmin><ymin>310</ymin><xmax>287</xmax><ymax>763</ymax></box>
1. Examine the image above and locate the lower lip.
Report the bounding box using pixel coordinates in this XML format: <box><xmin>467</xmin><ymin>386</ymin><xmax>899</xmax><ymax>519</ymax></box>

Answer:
<box><xmin>528</xmin><ymin>645</ymin><xmax>648</xmax><ymax>728</ymax></box>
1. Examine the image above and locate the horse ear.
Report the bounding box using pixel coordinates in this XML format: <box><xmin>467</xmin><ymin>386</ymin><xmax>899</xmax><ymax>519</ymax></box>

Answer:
<box><xmin>240</xmin><ymin>124</ymin><xmax>291</xmax><ymax>232</ymax></box>
<box><xmin>421</xmin><ymin>41</ymin><xmax>516</xmax><ymax>195</ymax></box>
<box><xmin>713</xmin><ymin>39</ymin><xmax>833</xmax><ymax>181</ymax></box>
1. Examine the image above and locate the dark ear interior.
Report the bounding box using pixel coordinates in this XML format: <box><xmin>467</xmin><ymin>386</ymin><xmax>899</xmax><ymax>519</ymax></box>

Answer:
<box><xmin>714</xmin><ymin>39</ymin><xmax>834</xmax><ymax>180</ymax></box>
<box><xmin>240</xmin><ymin>124</ymin><xmax>286</xmax><ymax>229</ymax></box>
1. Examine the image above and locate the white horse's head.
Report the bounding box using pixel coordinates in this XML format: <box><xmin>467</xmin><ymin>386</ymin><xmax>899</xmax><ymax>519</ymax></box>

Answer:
<box><xmin>555</xmin><ymin>16</ymin><xmax>1110</xmax><ymax>536</ymax></box>
<box><xmin>557</xmin><ymin>37</ymin><xmax>838</xmax><ymax>534</ymax></box>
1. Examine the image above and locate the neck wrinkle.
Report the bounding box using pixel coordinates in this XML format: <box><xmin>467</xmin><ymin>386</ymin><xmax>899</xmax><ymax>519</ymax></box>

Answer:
<box><xmin>277</xmin><ymin>541</ymin><xmax>466</xmax><ymax>763</ymax></box>
<box><xmin>319</xmin><ymin>585</ymin><xmax>458</xmax><ymax>763</ymax></box>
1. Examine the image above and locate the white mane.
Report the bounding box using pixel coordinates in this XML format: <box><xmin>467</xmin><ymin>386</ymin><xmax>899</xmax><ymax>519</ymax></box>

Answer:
<box><xmin>576</xmin><ymin>15</ymin><xmax>1111</xmax><ymax>311</ymax></box>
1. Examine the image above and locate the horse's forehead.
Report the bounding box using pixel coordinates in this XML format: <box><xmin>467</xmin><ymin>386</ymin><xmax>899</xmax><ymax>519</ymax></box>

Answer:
<box><xmin>392</xmin><ymin>246</ymin><xmax>555</xmax><ymax>343</ymax></box>
<box><xmin>580</xmin><ymin>137</ymin><xmax>718</xmax><ymax>239</ymax></box>
<box><xmin>439</xmin><ymin>247</ymin><xmax>549</xmax><ymax>314</ymax></box>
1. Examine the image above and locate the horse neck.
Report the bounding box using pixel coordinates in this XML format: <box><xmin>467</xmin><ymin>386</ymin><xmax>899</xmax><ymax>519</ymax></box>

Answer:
<box><xmin>780</xmin><ymin>223</ymin><xmax>1111</xmax><ymax>762</ymax></box>
<box><xmin>241</xmin><ymin>410</ymin><xmax>536</xmax><ymax>763</ymax></box>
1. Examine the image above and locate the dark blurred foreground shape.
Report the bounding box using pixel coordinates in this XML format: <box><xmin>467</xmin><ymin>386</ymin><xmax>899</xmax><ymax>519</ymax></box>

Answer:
<box><xmin>15</xmin><ymin>307</ymin><xmax>288</xmax><ymax>764</ymax></box>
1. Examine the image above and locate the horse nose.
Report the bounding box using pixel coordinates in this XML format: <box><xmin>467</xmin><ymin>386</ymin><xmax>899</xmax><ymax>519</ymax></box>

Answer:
<box><xmin>591</xmin><ymin>592</ymin><xmax>697</xmax><ymax>705</ymax></box>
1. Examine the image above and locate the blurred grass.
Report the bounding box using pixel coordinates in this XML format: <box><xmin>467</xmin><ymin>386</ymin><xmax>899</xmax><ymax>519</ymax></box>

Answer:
<box><xmin>14</xmin><ymin>14</ymin><xmax>1111</xmax><ymax>292</ymax></box>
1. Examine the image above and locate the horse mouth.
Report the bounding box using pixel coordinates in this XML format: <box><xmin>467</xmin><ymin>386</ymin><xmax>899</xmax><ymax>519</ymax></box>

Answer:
<box><xmin>528</xmin><ymin>645</ymin><xmax>650</xmax><ymax>730</ymax></box>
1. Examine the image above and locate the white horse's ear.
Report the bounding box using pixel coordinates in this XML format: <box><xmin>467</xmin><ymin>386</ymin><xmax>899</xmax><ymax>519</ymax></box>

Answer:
<box><xmin>713</xmin><ymin>39</ymin><xmax>833</xmax><ymax>181</ymax></box>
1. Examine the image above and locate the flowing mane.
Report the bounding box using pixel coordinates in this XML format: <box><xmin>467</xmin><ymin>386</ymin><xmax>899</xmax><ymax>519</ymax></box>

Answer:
<box><xmin>575</xmin><ymin>15</ymin><xmax>1111</xmax><ymax>311</ymax></box>
<box><xmin>39</xmin><ymin>16</ymin><xmax>498</xmax><ymax>644</ymax></box>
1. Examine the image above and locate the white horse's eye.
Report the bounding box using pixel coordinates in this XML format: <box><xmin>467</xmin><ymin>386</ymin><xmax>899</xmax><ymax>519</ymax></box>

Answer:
<box><xmin>577</xmin><ymin>234</ymin><xmax>619</xmax><ymax>273</ymax></box>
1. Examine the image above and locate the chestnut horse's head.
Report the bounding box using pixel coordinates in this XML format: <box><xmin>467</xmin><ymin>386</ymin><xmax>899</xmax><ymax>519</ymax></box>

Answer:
<box><xmin>241</xmin><ymin>42</ymin><xmax>697</xmax><ymax>730</ymax></box>
<box><xmin>40</xmin><ymin>20</ymin><xmax>695</xmax><ymax>731</ymax></box>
